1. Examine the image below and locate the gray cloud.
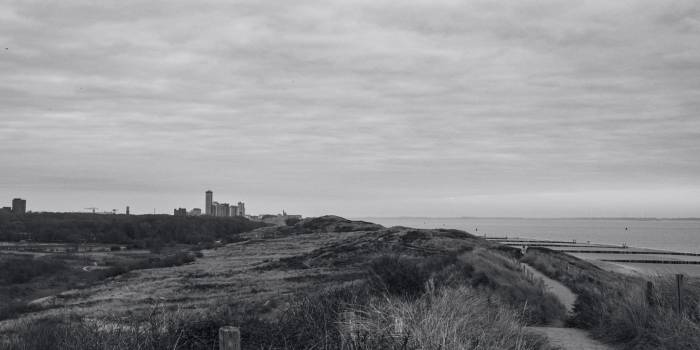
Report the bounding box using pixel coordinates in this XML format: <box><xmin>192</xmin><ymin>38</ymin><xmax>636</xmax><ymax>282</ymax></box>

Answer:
<box><xmin>1</xmin><ymin>0</ymin><xmax>699</xmax><ymax>216</ymax></box>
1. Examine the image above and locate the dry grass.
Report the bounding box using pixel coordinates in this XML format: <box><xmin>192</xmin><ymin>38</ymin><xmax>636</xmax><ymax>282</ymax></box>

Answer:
<box><xmin>2</xmin><ymin>304</ymin><xmax>200</xmax><ymax>350</ymax></box>
<box><xmin>341</xmin><ymin>283</ymin><xmax>555</xmax><ymax>350</ymax></box>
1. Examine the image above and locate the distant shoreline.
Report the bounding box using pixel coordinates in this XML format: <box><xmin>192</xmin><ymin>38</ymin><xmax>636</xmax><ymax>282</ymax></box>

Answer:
<box><xmin>357</xmin><ymin>216</ymin><xmax>700</xmax><ymax>221</ymax></box>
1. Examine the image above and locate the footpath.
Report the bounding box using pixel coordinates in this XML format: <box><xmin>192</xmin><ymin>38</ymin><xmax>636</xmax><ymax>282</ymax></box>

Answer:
<box><xmin>523</xmin><ymin>264</ymin><xmax>614</xmax><ymax>350</ymax></box>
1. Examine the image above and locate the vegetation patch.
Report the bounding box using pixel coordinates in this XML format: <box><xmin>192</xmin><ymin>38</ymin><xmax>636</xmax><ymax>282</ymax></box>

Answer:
<box><xmin>523</xmin><ymin>247</ymin><xmax>700</xmax><ymax>350</ymax></box>
<box><xmin>0</xmin><ymin>212</ymin><xmax>265</xmax><ymax>245</ymax></box>
<box><xmin>1</xmin><ymin>216</ymin><xmax>568</xmax><ymax>349</ymax></box>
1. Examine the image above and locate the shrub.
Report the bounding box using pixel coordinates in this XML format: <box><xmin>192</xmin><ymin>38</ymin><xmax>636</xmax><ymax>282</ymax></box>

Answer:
<box><xmin>0</xmin><ymin>256</ymin><xmax>68</xmax><ymax>284</ymax></box>
<box><xmin>366</xmin><ymin>255</ymin><xmax>435</xmax><ymax>298</ymax></box>
<box><xmin>364</xmin><ymin>252</ymin><xmax>566</xmax><ymax>326</ymax></box>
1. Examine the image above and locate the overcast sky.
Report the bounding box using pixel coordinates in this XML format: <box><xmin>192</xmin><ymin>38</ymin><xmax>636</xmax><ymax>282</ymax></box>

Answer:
<box><xmin>1</xmin><ymin>0</ymin><xmax>699</xmax><ymax>217</ymax></box>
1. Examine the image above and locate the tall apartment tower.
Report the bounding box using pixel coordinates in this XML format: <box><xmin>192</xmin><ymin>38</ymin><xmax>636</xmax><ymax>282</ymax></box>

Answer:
<box><xmin>224</xmin><ymin>203</ymin><xmax>232</xmax><ymax>217</ymax></box>
<box><xmin>12</xmin><ymin>198</ymin><xmax>26</xmax><ymax>215</ymax></box>
<box><xmin>237</xmin><ymin>202</ymin><xmax>245</xmax><ymax>217</ymax></box>
<box><xmin>205</xmin><ymin>190</ymin><xmax>213</xmax><ymax>215</ymax></box>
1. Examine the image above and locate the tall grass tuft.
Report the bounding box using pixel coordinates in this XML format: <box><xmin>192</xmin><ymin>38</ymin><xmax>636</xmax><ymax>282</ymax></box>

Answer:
<box><xmin>341</xmin><ymin>284</ymin><xmax>555</xmax><ymax>350</ymax></box>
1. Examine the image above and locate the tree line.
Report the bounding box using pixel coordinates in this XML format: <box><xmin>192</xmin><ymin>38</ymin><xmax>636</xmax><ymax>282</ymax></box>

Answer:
<box><xmin>0</xmin><ymin>212</ymin><xmax>265</xmax><ymax>245</ymax></box>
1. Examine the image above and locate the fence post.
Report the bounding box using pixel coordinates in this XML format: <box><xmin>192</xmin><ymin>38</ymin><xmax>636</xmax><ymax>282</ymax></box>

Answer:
<box><xmin>676</xmin><ymin>274</ymin><xmax>684</xmax><ymax>314</ymax></box>
<box><xmin>645</xmin><ymin>281</ymin><xmax>655</xmax><ymax>306</ymax></box>
<box><xmin>219</xmin><ymin>326</ymin><xmax>240</xmax><ymax>350</ymax></box>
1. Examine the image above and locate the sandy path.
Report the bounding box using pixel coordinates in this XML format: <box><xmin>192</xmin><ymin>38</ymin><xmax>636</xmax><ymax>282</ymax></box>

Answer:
<box><xmin>528</xmin><ymin>327</ymin><xmax>613</xmax><ymax>350</ymax></box>
<box><xmin>523</xmin><ymin>263</ymin><xmax>615</xmax><ymax>350</ymax></box>
<box><xmin>523</xmin><ymin>264</ymin><xmax>577</xmax><ymax>314</ymax></box>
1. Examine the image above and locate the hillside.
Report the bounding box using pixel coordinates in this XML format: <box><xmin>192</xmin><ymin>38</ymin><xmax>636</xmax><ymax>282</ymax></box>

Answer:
<box><xmin>1</xmin><ymin>216</ymin><xmax>563</xmax><ymax>349</ymax></box>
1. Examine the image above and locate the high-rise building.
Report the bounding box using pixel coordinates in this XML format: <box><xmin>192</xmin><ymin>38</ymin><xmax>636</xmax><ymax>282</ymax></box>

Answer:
<box><xmin>189</xmin><ymin>208</ymin><xmax>202</xmax><ymax>216</ymax></box>
<box><xmin>205</xmin><ymin>190</ymin><xmax>213</xmax><ymax>215</ymax></box>
<box><xmin>174</xmin><ymin>208</ymin><xmax>187</xmax><ymax>216</ymax></box>
<box><xmin>12</xmin><ymin>198</ymin><xmax>26</xmax><ymax>215</ymax></box>
<box><xmin>220</xmin><ymin>203</ymin><xmax>230</xmax><ymax>217</ymax></box>
<box><xmin>203</xmin><ymin>191</ymin><xmax>247</xmax><ymax>217</ymax></box>
<box><xmin>126</xmin><ymin>206</ymin><xmax>130</xmax><ymax>215</ymax></box>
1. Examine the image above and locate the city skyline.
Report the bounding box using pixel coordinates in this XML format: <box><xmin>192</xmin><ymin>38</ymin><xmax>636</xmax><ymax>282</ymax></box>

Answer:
<box><xmin>2</xmin><ymin>1</ymin><xmax>700</xmax><ymax>217</ymax></box>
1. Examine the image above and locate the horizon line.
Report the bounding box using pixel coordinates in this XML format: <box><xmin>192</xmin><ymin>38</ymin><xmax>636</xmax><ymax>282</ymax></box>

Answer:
<box><xmin>354</xmin><ymin>216</ymin><xmax>700</xmax><ymax>221</ymax></box>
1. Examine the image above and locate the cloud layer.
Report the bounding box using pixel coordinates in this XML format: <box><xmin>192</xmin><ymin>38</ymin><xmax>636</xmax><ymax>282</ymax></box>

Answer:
<box><xmin>1</xmin><ymin>0</ymin><xmax>699</xmax><ymax>216</ymax></box>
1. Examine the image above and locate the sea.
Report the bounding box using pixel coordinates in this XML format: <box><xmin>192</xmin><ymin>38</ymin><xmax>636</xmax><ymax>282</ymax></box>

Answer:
<box><xmin>357</xmin><ymin>217</ymin><xmax>700</xmax><ymax>254</ymax></box>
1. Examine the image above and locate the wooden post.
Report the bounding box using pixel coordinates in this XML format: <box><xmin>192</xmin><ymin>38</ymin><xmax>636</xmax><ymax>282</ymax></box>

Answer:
<box><xmin>676</xmin><ymin>274</ymin><xmax>684</xmax><ymax>314</ymax></box>
<box><xmin>219</xmin><ymin>326</ymin><xmax>240</xmax><ymax>350</ymax></box>
<box><xmin>645</xmin><ymin>281</ymin><xmax>655</xmax><ymax>306</ymax></box>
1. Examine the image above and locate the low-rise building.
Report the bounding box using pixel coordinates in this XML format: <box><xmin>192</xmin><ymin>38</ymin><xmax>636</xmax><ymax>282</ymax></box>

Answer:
<box><xmin>256</xmin><ymin>212</ymin><xmax>303</xmax><ymax>226</ymax></box>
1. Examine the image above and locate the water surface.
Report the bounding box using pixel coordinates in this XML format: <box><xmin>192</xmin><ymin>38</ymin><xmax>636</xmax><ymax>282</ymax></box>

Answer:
<box><xmin>358</xmin><ymin>217</ymin><xmax>700</xmax><ymax>254</ymax></box>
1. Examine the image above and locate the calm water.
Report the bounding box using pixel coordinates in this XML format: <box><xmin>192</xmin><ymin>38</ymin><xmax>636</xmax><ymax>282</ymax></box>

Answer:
<box><xmin>358</xmin><ymin>217</ymin><xmax>700</xmax><ymax>254</ymax></box>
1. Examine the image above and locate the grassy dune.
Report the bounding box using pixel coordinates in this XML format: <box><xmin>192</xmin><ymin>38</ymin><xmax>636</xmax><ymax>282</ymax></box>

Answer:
<box><xmin>2</xmin><ymin>216</ymin><xmax>566</xmax><ymax>349</ymax></box>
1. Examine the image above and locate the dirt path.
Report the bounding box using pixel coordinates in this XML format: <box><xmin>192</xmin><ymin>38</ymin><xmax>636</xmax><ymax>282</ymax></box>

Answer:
<box><xmin>523</xmin><ymin>263</ymin><xmax>615</xmax><ymax>350</ymax></box>
<box><xmin>523</xmin><ymin>265</ymin><xmax>577</xmax><ymax>314</ymax></box>
<box><xmin>528</xmin><ymin>327</ymin><xmax>613</xmax><ymax>350</ymax></box>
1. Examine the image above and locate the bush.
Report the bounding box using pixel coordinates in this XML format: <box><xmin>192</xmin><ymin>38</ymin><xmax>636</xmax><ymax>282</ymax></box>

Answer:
<box><xmin>365</xmin><ymin>252</ymin><xmax>565</xmax><ymax>326</ymax></box>
<box><xmin>366</xmin><ymin>253</ymin><xmax>475</xmax><ymax>295</ymax></box>
<box><xmin>367</xmin><ymin>255</ymin><xmax>436</xmax><ymax>298</ymax></box>
<box><xmin>0</xmin><ymin>256</ymin><xmax>68</xmax><ymax>284</ymax></box>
